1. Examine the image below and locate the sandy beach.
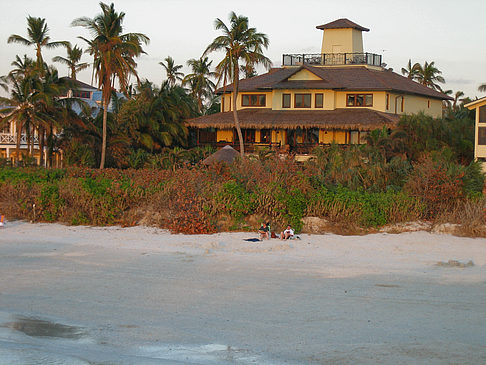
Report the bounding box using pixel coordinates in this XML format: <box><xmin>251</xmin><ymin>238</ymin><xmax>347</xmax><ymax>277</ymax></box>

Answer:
<box><xmin>1</xmin><ymin>221</ymin><xmax>486</xmax><ymax>364</ymax></box>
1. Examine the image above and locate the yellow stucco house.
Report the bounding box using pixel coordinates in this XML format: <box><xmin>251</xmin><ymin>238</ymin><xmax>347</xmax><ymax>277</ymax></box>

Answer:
<box><xmin>187</xmin><ymin>18</ymin><xmax>451</xmax><ymax>153</ymax></box>
<box><xmin>465</xmin><ymin>96</ymin><xmax>486</xmax><ymax>170</ymax></box>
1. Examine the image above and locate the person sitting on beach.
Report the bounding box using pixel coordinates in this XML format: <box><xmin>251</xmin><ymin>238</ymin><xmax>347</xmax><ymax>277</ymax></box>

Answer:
<box><xmin>258</xmin><ymin>222</ymin><xmax>270</xmax><ymax>240</ymax></box>
<box><xmin>280</xmin><ymin>225</ymin><xmax>294</xmax><ymax>240</ymax></box>
<box><xmin>0</xmin><ymin>214</ymin><xmax>4</xmax><ymax>228</ymax></box>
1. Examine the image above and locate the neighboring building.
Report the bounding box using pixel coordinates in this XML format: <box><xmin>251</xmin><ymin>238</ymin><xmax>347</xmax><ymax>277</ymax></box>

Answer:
<box><xmin>465</xmin><ymin>97</ymin><xmax>486</xmax><ymax>170</ymax></box>
<box><xmin>0</xmin><ymin>78</ymin><xmax>100</xmax><ymax>165</ymax></box>
<box><xmin>187</xmin><ymin>18</ymin><xmax>451</xmax><ymax>154</ymax></box>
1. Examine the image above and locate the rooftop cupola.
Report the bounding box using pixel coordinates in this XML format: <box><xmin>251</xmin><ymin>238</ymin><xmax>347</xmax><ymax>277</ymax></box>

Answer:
<box><xmin>281</xmin><ymin>18</ymin><xmax>381</xmax><ymax>67</ymax></box>
<box><xmin>316</xmin><ymin>18</ymin><xmax>369</xmax><ymax>55</ymax></box>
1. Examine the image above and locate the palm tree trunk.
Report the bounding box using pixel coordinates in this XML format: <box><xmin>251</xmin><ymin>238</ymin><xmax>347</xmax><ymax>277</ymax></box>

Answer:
<box><xmin>46</xmin><ymin>123</ymin><xmax>53</xmax><ymax>168</ymax></box>
<box><xmin>26</xmin><ymin>124</ymin><xmax>31</xmax><ymax>158</ymax></box>
<box><xmin>100</xmin><ymin>99</ymin><xmax>108</xmax><ymax>169</ymax></box>
<box><xmin>39</xmin><ymin>127</ymin><xmax>45</xmax><ymax>167</ymax></box>
<box><xmin>15</xmin><ymin>123</ymin><xmax>21</xmax><ymax>166</ymax></box>
<box><xmin>30</xmin><ymin>125</ymin><xmax>35</xmax><ymax>162</ymax></box>
<box><xmin>232</xmin><ymin>67</ymin><xmax>244</xmax><ymax>157</ymax></box>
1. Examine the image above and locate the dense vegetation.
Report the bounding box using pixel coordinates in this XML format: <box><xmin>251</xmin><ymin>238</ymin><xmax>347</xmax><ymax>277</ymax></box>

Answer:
<box><xmin>1</xmin><ymin>110</ymin><xmax>484</xmax><ymax>236</ymax></box>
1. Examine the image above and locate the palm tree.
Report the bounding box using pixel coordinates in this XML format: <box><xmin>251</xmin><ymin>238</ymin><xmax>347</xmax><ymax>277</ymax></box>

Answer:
<box><xmin>183</xmin><ymin>57</ymin><xmax>216</xmax><ymax>114</ymax></box>
<box><xmin>159</xmin><ymin>56</ymin><xmax>184</xmax><ymax>87</ymax></box>
<box><xmin>118</xmin><ymin>80</ymin><xmax>194</xmax><ymax>153</ymax></box>
<box><xmin>53</xmin><ymin>42</ymin><xmax>89</xmax><ymax>79</ymax></box>
<box><xmin>453</xmin><ymin>91</ymin><xmax>465</xmax><ymax>110</ymax></box>
<box><xmin>9</xmin><ymin>55</ymin><xmax>35</xmax><ymax>79</ymax></box>
<box><xmin>414</xmin><ymin>61</ymin><xmax>445</xmax><ymax>91</ymax></box>
<box><xmin>204</xmin><ymin>11</ymin><xmax>271</xmax><ymax>156</ymax></box>
<box><xmin>478</xmin><ymin>84</ymin><xmax>486</xmax><ymax>92</ymax></box>
<box><xmin>401</xmin><ymin>59</ymin><xmax>419</xmax><ymax>79</ymax></box>
<box><xmin>72</xmin><ymin>2</ymin><xmax>149</xmax><ymax>169</ymax></box>
<box><xmin>8</xmin><ymin>16</ymin><xmax>66</xmax><ymax>68</ymax></box>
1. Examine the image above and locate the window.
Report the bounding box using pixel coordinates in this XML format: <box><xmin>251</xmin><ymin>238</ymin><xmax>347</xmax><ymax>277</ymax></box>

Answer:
<box><xmin>242</xmin><ymin>94</ymin><xmax>266</xmax><ymax>107</ymax></box>
<box><xmin>260</xmin><ymin>129</ymin><xmax>271</xmax><ymax>143</ymax></box>
<box><xmin>386</xmin><ymin>94</ymin><xmax>389</xmax><ymax>109</ymax></box>
<box><xmin>295</xmin><ymin>94</ymin><xmax>311</xmax><ymax>108</ymax></box>
<box><xmin>479</xmin><ymin>127</ymin><xmax>486</xmax><ymax>145</ymax></box>
<box><xmin>73</xmin><ymin>91</ymin><xmax>91</xmax><ymax>99</ymax></box>
<box><xmin>287</xmin><ymin>128</ymin><xmax>319</xmax><ymax>145</ymax></box>
<box><xmin>427</xmin><ymin>100</ymin><xmax>430</xmax><ymax>108</ymax></box>
<box><xmin>282</xmin><ymin>94</ymin><xmax>291</xmax><ymax>108</ymax></box>
<box><xmin>346</xmin><ymin>93</ymin><xmax>373</xmax><ymax>107</ymax></box>
<box><xmin>235</xmin><ymin>129</ymin><xmax>256</xmax><ymax>143</ymax></box>
<box><xmin>479</xmin><ymin>106</ymin><xmax>486</xmax><ymax>123</ymax></box>
<box><xmin>199</xmin><ymin>128</ymin><xmax>216</xmax><ymax>143</ymax></box>
<box><xmin>315</xmin><ymin>94</ymin><xmax>323</xmax><ymax>108</ymax></box>
<box><xmin>401</xmin><ymin>97</ymin><xmax>404</xmax><ymax>112</ymax></box>
<box><xmin>0</xmin><ymin>122</ymin><xmax>10</xmax><ymax>133</ymax></box>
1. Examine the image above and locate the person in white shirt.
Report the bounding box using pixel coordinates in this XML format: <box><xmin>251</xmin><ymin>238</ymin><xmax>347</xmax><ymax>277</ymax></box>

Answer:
<box><xmin>280</xmin><ymin>225</ymin><xmax>294</xmax><ymax>240</ymax></box>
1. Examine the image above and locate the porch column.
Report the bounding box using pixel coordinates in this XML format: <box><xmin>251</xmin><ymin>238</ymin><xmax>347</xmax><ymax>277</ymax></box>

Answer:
<box><xmin>6</xmin><ymin>148</ymin><xmax>10</xmax><ymax>158</ymax></box>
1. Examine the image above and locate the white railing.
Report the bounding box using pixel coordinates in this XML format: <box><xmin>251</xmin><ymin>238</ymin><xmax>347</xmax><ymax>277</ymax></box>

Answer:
<box><xmin>0</xmin><ymin>133</ymin><xmax>39</xmax><ymax>145</ymax></box>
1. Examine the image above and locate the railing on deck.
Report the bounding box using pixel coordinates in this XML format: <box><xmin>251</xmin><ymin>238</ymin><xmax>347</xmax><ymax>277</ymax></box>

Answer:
<box><xmin>0</xmin><ymin>133</ymin><xmax>39</xmax><ymax>145</ymax></box>
<box><xmin>282</xmin><ymin>52</ymin><xmax>382</xmax><ymax>67</ymax></box>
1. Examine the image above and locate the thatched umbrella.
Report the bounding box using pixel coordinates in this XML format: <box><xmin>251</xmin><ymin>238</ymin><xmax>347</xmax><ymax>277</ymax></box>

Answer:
<box><xmin>202</xmin><ymin>145</ymin><xmax>239</xmax><ymax>165</ymax></box>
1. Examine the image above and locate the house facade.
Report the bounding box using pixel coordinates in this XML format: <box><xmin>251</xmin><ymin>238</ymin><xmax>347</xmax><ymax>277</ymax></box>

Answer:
<box><xmin>187</xmin><ymin>18</ymin><xmax>451</xmax><ymax>154</ymax></box>
<box><xmin>465</xmin><ymin>97</ymin><xmax>486</xmax><ymax>170</ymax></box>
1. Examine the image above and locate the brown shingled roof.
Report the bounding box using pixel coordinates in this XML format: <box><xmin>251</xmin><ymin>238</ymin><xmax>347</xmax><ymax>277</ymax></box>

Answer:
<box><xmin>316</xmin><ymin>18</ymin><xmax>369</xmax><ymax>32</ymax></box>
<box><xmin>186</xmin><ymin>108</ymin><xmax>399</xmax><ymax>131</ymax></box>
<box><xmin>218</xmin><ymin>66</ymin><xmax>452</xmax><ymax>100</ymax></box>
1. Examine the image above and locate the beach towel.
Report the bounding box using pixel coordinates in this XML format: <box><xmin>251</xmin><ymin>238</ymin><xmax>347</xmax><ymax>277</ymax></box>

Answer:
<box><xmin>244</xmin><ymin>238</ymin><xmax>261</xmax><ymax>242</ymax></box>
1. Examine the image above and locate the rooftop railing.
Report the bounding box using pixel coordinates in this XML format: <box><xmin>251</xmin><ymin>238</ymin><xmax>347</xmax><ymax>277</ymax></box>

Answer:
<box><xmin>282</xmin><ymin>52</ymin><xmax>382</xmax><ymax>67</ymax></box>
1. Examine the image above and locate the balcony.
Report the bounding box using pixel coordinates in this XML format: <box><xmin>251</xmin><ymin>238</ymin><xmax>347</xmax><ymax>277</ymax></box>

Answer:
<box><xmin>0</xmin><ymin>133</ymin><xmax>39</xmax><ymax>145</ymax></box>
<box><xmin>282</xmin><ymin>52</ymin><xmax>382</xmax><ymax>67</ymax></box>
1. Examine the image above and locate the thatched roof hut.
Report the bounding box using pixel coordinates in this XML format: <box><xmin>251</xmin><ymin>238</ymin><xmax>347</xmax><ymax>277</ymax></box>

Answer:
<box><xmin>202</xmin><ymin>145</ymin><xmax>240</xmax><ymax>165</ymax></box>
<box><xmin>187</xmin><ymin>108</ymin><xmax>399</xmax><ymax>131</ymax></box>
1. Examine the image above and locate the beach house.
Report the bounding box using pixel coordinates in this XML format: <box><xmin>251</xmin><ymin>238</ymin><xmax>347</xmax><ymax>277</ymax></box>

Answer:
<box><xmin>0</xmin><ymin>78</ymin><xmax>98</xmax><ymax>166</ymax></box>
<box><xmin>186</xmin><ymin>18</ymin><xmax>451</xmax><ymax>154</ymax></box>
<box><xmin>465</xmin><ymin>96</ymin><xmax>486</xmax><ymax>170</ymax></box>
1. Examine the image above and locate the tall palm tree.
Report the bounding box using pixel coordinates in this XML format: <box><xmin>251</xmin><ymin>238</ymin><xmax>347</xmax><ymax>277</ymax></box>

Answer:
<box><xmin>401</xmin><ymin>59</ymin><xmax>419</xmax><ymax>79</ymax></box>
<box><xmin>414</xmin><ymin>61</ymin><xmax>445</xmax><ymax>91</ymax></box>
<box><xmin>183</xmin><ymin>56</ymin><xmax>216</xmax><ymax>114</ymax></box>
<box><xmin>52</xmin><ymin>42</ymin><xmax>89</xmax><ymax>79</ymax></box>
<box><xmin>478</xmin><ymin>84</ymin><xmax>486</xmax><ymax>92</ymax></box>
<box><xmin>7</xmin><ymin>16</ymin><xmax>66</xmax><ymax>68</ymax></box>
<box><xmin>72</xmin><ymin>2</ymin><xmax>149</xmax><ymax>169</ymax></box>
<box><xmin>204</xmin><ymin>11</ymin><xmax>271</xmax><ymax>156</ymax></box>
<box><xmin>159</xmin><ymin>56</ymin><xmax>184</xmax><ymax>87</ymax></box>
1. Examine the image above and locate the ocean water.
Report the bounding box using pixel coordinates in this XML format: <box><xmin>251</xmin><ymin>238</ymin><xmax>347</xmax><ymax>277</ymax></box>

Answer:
<box><xmin>0</xmin><ymin>313</ymin><xmax>279</xmax><ymax>365</ymax></box>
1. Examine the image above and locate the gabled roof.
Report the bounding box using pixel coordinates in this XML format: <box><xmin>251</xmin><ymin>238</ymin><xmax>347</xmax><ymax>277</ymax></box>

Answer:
<box><xmin>464</xmin><ymin>96</ymin><xmax>486</xmax><ymax>110</ymax></box>
<box><xmin>218</xmin><ymin>66</ymin><xmax>452</xmax><ymax>100</ymax></box>
<box><xmin>186</xmin><ymin>108</ymin><xmax>399</xmax><ymax>131</ymax></box>
<box><xmin>316</xmin><ymin>18</ymin><xmax>369</xmax><ymax>32</ymax></box>
<box><xmin>60</xmin><ymin>77</ymin><xmax>97</xmax><ymax>91</ymax></box>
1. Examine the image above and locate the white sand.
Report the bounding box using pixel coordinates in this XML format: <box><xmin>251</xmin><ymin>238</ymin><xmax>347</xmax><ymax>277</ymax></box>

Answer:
<box><xmin>1</xmin><ymin>221</ymin><xmax>486</xmax><ymax>364</ymax></box>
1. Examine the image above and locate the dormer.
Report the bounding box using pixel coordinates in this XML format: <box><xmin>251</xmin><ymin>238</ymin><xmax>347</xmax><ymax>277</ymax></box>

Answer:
<box><xmin>316</xmin><ymin>18</ymin><xmax>369</xmax><ymax>55</ymax></box>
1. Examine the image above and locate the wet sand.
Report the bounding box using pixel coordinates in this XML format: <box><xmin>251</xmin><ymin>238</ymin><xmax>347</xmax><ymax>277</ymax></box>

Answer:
<box><xmin>1</xmin><ymin>222</ymin><xmax>486</xmax><ymax>364</ymax></box>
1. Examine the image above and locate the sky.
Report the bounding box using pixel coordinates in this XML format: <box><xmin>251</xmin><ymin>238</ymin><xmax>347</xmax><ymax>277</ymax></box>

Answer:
<box><xmin>1</xmin><ymin>0</ymin><xmax>485</xmax><ymax>99</ymax></box>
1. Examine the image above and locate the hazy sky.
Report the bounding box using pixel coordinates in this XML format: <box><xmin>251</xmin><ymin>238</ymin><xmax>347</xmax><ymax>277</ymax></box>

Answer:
<box><xmin>1</xmin><ymin>0</ymin><xmax>485</xmax><ymax>98</ymax></box>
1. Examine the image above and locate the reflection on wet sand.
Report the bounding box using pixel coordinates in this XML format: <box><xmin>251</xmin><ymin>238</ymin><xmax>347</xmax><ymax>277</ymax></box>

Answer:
<box><xmin>3</xmin><ymin>316</ymin><xmax>85</xmax><ymax>339</ymax></box>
